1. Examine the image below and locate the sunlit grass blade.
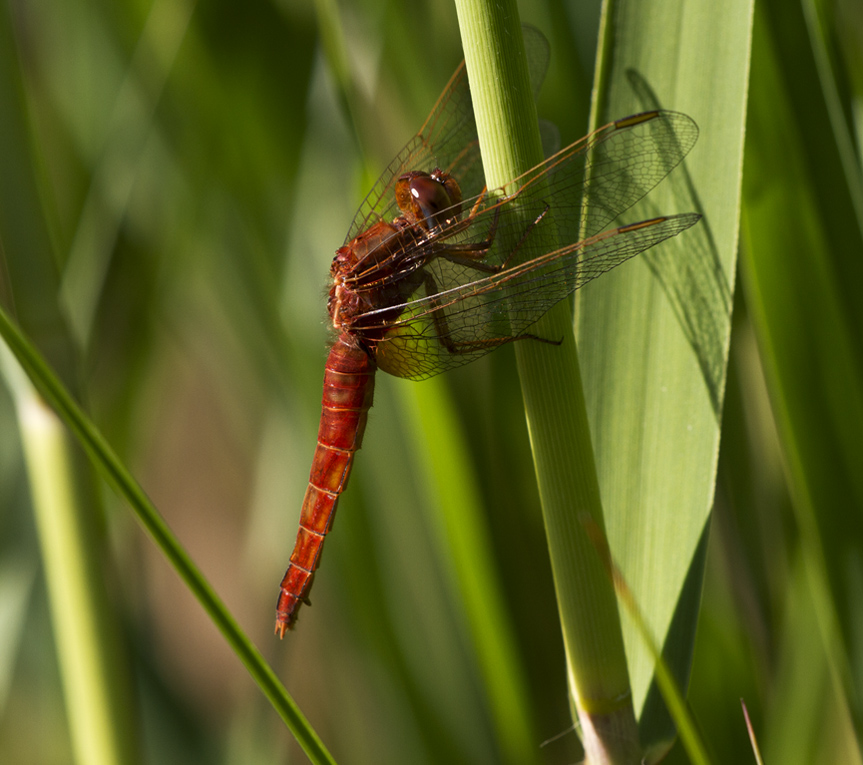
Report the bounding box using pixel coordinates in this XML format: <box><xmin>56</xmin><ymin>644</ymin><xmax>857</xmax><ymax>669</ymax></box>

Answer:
<box><xmin>455</xmin><ymin>0</ymin><xmax>751</xmax><ymax>761</ymax></box>
<box><xmin>742</xmin><ymin>699</ymin><xmax>765</xmax><ymax>765</ymax></box>
<box><xmin>0</xmin><ymin>358</ymin><xmax>138</xmax><ymax>765</ymax></box>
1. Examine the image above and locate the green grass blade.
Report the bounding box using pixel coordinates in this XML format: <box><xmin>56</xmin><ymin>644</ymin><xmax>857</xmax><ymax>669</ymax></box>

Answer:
<box><xmin>0</xmin><ymin>306</ymin><xmax>336</xmax><ymax>765</ymax></box>
<box><xmin>590</xmin><ymin>518</ymin><xmax>712</xmax><ymax>765</ymax></box>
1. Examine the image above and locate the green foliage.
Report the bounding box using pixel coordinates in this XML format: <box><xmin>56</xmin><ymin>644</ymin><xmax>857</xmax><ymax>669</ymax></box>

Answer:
<box><xmin>0</xmin><ymin>0</ymin><xmax>860</xmax><ymax>763</ymax></box>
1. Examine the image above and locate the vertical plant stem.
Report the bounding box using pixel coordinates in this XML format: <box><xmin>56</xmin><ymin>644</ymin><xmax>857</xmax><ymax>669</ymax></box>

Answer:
<box><xmin>453</xmin><ymin>2</ymin><xmax>640</xmax><ymax>763</ymax></box>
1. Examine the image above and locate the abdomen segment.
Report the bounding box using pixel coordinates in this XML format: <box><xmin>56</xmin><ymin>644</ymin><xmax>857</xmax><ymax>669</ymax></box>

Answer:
<box><xmin>275</xmin><ymin>335</ymin><xmax>376</xmax><ymax>636</ymax></box>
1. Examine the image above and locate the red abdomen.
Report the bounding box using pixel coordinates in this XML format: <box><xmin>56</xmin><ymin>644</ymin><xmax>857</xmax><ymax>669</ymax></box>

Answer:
<box><xmin>275</xmin><ymin>335</ymin><xmax>376</xmax><ymax>636</ymax></box>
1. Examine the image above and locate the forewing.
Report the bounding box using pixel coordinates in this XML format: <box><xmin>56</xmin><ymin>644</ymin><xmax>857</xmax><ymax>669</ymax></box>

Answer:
<box><xmin>496</xmin><ymin>111</ymin><xmax>700</xmax><ymax>246</ymax></box>
<box><xmin>397</xmin><ymin>111</ymin><xmax>698</xmax><ymax>283</ymax></box>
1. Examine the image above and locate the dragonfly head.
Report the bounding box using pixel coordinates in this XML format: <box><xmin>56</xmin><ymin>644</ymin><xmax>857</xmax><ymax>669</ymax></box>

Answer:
<box><xmin>395</xmin><ymin>169</ymin><xmax>462</xmax><ymax>232</ymax></box>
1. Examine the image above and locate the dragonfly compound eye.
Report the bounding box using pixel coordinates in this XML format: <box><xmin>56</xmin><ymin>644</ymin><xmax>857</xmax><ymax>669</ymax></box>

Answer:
<box><xmin>396</xmin><ymin>171</ymin><xmax>461</xmax><ymax>231</ymax></box>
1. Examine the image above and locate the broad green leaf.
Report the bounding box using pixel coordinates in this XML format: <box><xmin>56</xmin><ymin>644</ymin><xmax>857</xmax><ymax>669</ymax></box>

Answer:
<box><xmin>577</xmin><ymin>0</ymin><xmax>753</xmax><ymax>750</ymax></box>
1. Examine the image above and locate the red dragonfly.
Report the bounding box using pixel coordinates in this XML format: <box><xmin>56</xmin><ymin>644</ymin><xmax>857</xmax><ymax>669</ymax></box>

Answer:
<box><xmin>275</xmin><ymin>45</ymin><xmax>700</xmax><ymax>637</ymax></box>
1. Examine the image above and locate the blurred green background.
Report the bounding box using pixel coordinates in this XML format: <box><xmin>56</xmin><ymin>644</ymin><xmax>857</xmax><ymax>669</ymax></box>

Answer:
<box><xmin>0</xmin><ymin>0</ymin><xmax>861</xmax><ymax>763</ymax></box>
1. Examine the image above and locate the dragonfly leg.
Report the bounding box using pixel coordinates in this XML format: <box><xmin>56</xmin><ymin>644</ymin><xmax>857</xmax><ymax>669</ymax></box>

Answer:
<box><xmin>496</xmin><ymin>202</ymin><xmax>551</xmax><ymax>271</ymax></box>
<box><xmin>437</xmin><ymin>200</ymin><xmax>551</xmax><ymax>275</ymax></box>
<box><xmin>432</xmin><ymin>204</ymin><xmax>503</xmax><ymax>273</ymax></box>
<box><xmin>423</xmin><ymin>271</ymin><xmax>561</xmax><ymax>355</ymax></box>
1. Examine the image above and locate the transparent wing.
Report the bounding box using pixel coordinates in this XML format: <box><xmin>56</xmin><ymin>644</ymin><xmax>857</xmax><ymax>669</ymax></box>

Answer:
<box><xmin>365</xmin><ymin>214</ymin><xmax>701</xmax><ymax>379</ymax></box>
<box><xmin>344</xmin><ymin>110</ymin><xmax>700</xmax><ymax>379</ymax></box>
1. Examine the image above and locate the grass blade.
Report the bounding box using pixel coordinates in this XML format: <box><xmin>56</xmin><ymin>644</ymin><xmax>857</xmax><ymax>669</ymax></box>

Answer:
<box><xmin>0</xmin><ymin>306</ymin><xmax>336</xmax><ymax>765</ymax></box>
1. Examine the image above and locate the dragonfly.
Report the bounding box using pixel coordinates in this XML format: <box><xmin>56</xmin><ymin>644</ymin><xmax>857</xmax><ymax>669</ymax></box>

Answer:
<box><xmin>275</xmin><ymin>38</ymin><xmax>700</xmax><ymax>637</ymax></box>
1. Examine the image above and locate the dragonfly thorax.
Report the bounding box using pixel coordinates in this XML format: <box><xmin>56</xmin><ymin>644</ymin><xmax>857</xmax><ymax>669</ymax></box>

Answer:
<box><xmin>328</xmin><ymin>219</ymin><xmax>420</xmax><ymax>334</ymax></box>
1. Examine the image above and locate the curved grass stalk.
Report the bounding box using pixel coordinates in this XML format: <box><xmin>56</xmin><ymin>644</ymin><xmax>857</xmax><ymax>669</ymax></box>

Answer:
<box><xmin>0</xmin><ymin>305</ymin><xmax>336</xmax><ymax>765</ymax></box>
